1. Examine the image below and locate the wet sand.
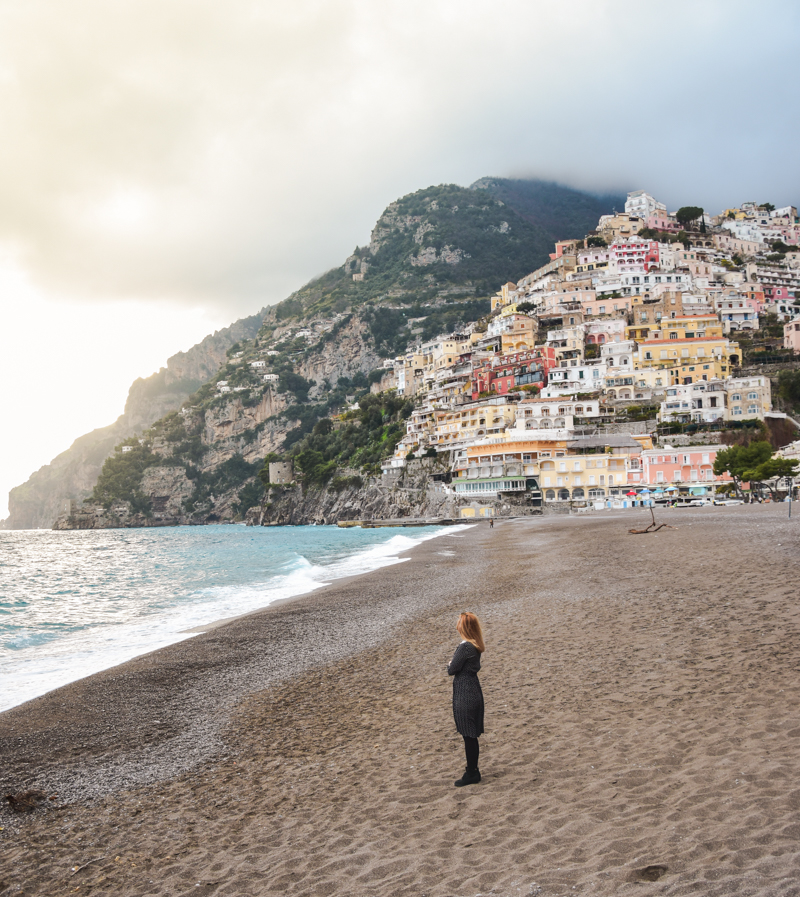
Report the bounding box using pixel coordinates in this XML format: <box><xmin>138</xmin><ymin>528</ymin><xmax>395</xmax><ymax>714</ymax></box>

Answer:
<box><xmin>2</xmin><ymin>504</ymin><xmax>800</xmax><ymax>896</ymax></box>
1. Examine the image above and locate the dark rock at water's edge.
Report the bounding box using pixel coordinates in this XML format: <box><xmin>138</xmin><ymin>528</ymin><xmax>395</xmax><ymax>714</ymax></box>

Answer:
<box><xmin>246</xmin><ymin>458</ymin><xmax>543</xmax><ymax>528</ymax></box>
<box><xmin>52</xmin><ymin>458</ymin><xmax>544</xmax><ymax>529</ymax></box>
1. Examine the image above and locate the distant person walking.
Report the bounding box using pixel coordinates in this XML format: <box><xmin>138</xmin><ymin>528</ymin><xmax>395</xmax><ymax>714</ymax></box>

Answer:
<box><xmin>447</xmin><ymin>612</ymin><xmax>485</xmax><ymax>787</ymax></box>
<box><xmin>489</xmin><ymin>517</ymin><xmax>494</xmax><ymax>528</ymax></box>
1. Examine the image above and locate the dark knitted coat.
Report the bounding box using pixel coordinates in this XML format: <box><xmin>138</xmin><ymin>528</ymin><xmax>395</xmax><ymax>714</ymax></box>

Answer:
<box><xmin>448</xmin><ymin>641</ymin><xmax>484</xmax><ymax>738</ymax></box>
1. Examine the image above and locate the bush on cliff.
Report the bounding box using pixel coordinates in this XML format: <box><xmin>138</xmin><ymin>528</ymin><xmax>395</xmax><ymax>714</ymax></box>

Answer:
<box><xmin>91</xmin><ymin>444</ymin><xmax>159</xmax><ymax>510</ymax></box>
<box><xmin>257</xmin><ymin>392</ymin><xmax>413</xmax><ymax>492</ymax></box>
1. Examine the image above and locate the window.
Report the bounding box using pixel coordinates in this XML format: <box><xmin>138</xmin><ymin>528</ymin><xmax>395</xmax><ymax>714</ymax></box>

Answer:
<box><xmin>747</xmin><ymin>392</ymin><xmax>758</xmax><ymax>400</ymax></box>
<box><xmin>559</xmin><ymin>462</ymin><xmax>567</xmax><ymax>472</ymax></box>
<box><xmin>660</xmin><ymin>350</ymin><xmax>668</xmax><ymax>359</ymax></box>
<box><xmin>670</xmin><ymin>332</ymin><xmax>678</xmax><ymax>339</ymax></box>
<box><xmin>731</xmin><ymin>393</ymin><xmax>741</xmax><ymax>400</ymax></box>
<box><xmin>573</xmin><ymin>461</ymin><xmax>581</xmax><ymax>471</ymax></box>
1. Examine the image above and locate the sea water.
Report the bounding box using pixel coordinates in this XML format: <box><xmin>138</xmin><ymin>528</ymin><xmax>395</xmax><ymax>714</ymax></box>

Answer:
<box><xmin>0</xmin><ymin>524</ymin><xmax>445</xmax><ymax>712</ymax></box>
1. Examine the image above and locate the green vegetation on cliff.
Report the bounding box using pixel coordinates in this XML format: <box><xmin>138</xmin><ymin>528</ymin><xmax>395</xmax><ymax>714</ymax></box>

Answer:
<box><xmin>270</xmin><ymin>393</ymin><xmax>415</xmax><ymax>488</ymax></box>
<box><xmin>59</xmin><ymin>178</ymin><xmax>624</xmax><ymax>528</ymax></box>
<box><xmin>270</xmin><ymin>181</ymin><xmax>620</xmax><ymax>324</ymax></box>
<box><xmin>91</xmin><ymin>443</ymin><xmax>158</xmax><ymax>514</ymax></box>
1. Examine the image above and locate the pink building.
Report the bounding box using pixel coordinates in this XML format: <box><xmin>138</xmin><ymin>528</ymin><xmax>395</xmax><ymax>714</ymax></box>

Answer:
<box><xmin>785</xmin><ymin>318</ymin><xmax>800</xmax><ymax>354</ymax></box>
<box><xmin>633</xmin><ymin>447</ymin><xmax>733</xmax><ymax>488</ymax></box>
<box><xmin>610</xmin><ymin>238</ymin><xmax>660</xmax><ymax>273</ymax></box>
<box><xmin>646</xmin><ymin>213</ymin><xmax>680</xmax><ymax>233</ymax></box>
<box><xmin>582</xmin><ymin>295</ymin><xmax>632</xmax><ymax>317</ymax></box>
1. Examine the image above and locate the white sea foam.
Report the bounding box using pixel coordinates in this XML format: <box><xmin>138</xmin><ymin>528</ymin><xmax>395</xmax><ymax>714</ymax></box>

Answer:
<box><xmin>0</xmin><ymin>525</ymin><xmax>450</xmax><ymax>712</ymax></box>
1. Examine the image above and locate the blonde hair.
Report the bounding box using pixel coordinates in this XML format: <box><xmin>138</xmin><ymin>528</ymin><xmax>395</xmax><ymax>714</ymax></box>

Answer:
<box><xmin>457</xmin><ymin>612</ymin><xmax>485</xmax><ymax>653</ymax></box>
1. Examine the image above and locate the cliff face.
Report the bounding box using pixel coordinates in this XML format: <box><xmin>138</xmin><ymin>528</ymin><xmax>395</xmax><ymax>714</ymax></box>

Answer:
<box><xmin>244</xmin><ymin>458</ymin><xmax>543</xmax><ymax>527</ymax></box>
<box><xmin>40</xmin><ymin>178</ymin><xmax>619</xmax><ymax>532</ymax></box>
<box><xmin>3</xmin><ymin>309</ymin><xmax>266</xmax><ymax>530</ymax></box>
<box><xmin>251</xmin><ymin>459</ymin><xmax>456</xmax><ymax>526</ymax></box>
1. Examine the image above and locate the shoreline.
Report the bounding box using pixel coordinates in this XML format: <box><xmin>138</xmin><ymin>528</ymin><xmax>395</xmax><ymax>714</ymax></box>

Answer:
<box><xmin>2</xmin><ymin>505</ymin><xmax>800</xmax><ymax>896</ymax></box>
<box><xmin>0</xmin><ymin>521</ymin><xmax>483</xmax><ymax>801</ymax></box>
<box><xmin>0</xmin><ymin>522</ymin><xmax>453</xmax><ymax>714</ymax></box>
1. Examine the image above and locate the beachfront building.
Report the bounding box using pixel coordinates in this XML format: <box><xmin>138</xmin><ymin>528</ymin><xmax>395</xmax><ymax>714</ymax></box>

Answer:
<box><xmin>451</xmin><ymin>429</ymin><xmax>648</xmax><ymax>505</ymax></box>
<box><xmin>639</xmin><ymin>446</ymin><xmax>732</xmax><ymax>489</ymax></box>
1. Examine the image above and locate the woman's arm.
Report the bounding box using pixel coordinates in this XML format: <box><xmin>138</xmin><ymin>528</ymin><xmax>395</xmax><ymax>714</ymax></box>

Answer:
<box><xmin>447</xmin><ymin>643</ymin><xmax>467</xmax><ymax>676</ymax></box>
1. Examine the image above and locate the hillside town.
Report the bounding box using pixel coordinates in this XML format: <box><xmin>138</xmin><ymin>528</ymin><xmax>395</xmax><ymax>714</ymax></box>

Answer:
<box><xmin>364</xmin><ymin>192</ymin><xmax>800</xmax><ymax>515</ymax></box>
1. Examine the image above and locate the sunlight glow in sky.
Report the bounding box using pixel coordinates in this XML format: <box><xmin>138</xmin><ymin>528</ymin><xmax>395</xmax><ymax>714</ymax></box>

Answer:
<box><xmin>1</xmin><ymin>0</ymin><xmax>798</xmax><ymax>517</ymax></box>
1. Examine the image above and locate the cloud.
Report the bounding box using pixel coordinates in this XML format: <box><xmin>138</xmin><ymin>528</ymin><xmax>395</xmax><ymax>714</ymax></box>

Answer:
<box><xmin>0</xmin><ymin>0</ymin><xmax>797</xmax><ymax>316</ymax></box>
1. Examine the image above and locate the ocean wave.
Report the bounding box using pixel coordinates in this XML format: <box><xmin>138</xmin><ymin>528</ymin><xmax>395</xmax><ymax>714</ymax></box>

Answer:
<box><xmin>0</xmin><ymin>524</ymin><xmax>449</xmax><ymax>712</ymax></box>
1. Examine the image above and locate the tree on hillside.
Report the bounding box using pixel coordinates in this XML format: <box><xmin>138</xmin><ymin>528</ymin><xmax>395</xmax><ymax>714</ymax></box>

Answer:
<box><xmin>713</xmin><ymin>441</ymin><xmax>773</xmax><ymax>497</ymax></box>
<box><xmin>676</xmin><ymin>206</ymin><xmax>704</xmax><ymax>229</ymax></box>
<box><xmin>778</xmin><ymin>369</ymin><xmax>800</xmax><ymax>409</ymax></box>
<box><xmin>742</xmin><ymin>457</ymin><xmax>800</xmax><ymax>499</ymax></box>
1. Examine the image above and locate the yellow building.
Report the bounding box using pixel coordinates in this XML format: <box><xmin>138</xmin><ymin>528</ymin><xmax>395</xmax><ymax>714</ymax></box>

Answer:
<box><xmin>431</xmin><ymin>399</ymin><xmax>518</xmax><ymax>448</ymax></box>
<box><xmin>635</xmin><ymin>338</ymin><xmax>738</xmax><ymax>384</ymax></box>
<box><xmin>647</xmin><ymin>314</ymin><xmax>724</xmax><ymax>340</ymax></box>
<box><xmin>452</xmin><ymin>434</ymin><xmax>645</xmax><ymax>503</ymax></box>
<box><xmin>432</xmin><ymin>336</ymin><xmax>471</xmax><ymax>370</ymax></box>
<box><xmin>500</xmin><ymin>316</ymin><xmax>538</xmax><ymax>354</ymax></box>
<box><xmin>596</xmin><ymin>212</ymin><xmax>643</xmax><ymax>243</ymax></box>
<box><xmin>633</xmin><ymin>314</ymin><xmax>738</xmax><ymax>384</ymax></box>
<box><xmin>490</xmin><ymin>281</ymin><xmax>519</xmax><ymax>312</ymax></box>
<box><xmin>626</xmin><ymin>323</ymin><xmax>657</xmax><ymax>343</ymax></box>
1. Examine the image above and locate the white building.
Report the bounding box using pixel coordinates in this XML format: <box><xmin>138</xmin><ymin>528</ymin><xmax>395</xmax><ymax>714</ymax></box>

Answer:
<box><xmin>540</xmin><ymin>363</ymin><xmax>604</xmax><ymax>397</ymax></box>
<box><xmin>625</xmin><ymin>190</ymin><xmax>667</xmax><ymax>221</ymax></box>
<box><xmin>725</xmin><ymin>376</ymin><xmax>771</xmax><ymax>420</ymax></box>
<box><xmin>659</xmin><ymin>382</ymin><xmax>726</xmax><ymax>424</ymax></box>
<box><xmin>715</xmin><ymin>297</ymin><xmax>759</xmax><ymax>332</ymax></box>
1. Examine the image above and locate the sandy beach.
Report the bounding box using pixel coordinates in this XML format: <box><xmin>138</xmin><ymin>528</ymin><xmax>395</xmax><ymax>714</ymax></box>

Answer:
<box><xmin>2</xmin><ymin>504</ymin><xmax>800</xmax><ymax>896</ymax></box>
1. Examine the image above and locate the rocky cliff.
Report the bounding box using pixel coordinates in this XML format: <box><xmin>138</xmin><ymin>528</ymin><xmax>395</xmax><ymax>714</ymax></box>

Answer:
<box><xmin>41</xmin><ymin>178</ymin><xmax>620</xmax><ymax>531</ymax></box>
<box><xmin>245</xmin><ymin>457</ymin><xmax>543</xmax><ymax>527</ymax></box>
<box><xmin>3</xmin><ymin>309</ymin><xmax>266</xmax><ymax>529</ymax></box>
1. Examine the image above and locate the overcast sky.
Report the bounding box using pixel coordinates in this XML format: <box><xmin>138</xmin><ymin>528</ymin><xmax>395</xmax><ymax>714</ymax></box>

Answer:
<box><xmin>1</xmin><ymin>0</ymin><xmax>799</xmax><ymax>518</ymax></box>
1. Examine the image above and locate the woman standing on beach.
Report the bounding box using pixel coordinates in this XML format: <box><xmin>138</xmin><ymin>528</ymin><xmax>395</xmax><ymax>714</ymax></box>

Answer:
<box><xmin>447</xmin><ymin>612</ymin><xmax>485</xmax><ymax>787</ymax></box>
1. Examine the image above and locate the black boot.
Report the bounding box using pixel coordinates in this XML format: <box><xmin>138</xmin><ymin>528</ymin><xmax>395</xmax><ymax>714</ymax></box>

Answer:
<box><xmin>454</xmin><ymin>767</ymin><xmax>481</xmax><ymax>787</ymax></box>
